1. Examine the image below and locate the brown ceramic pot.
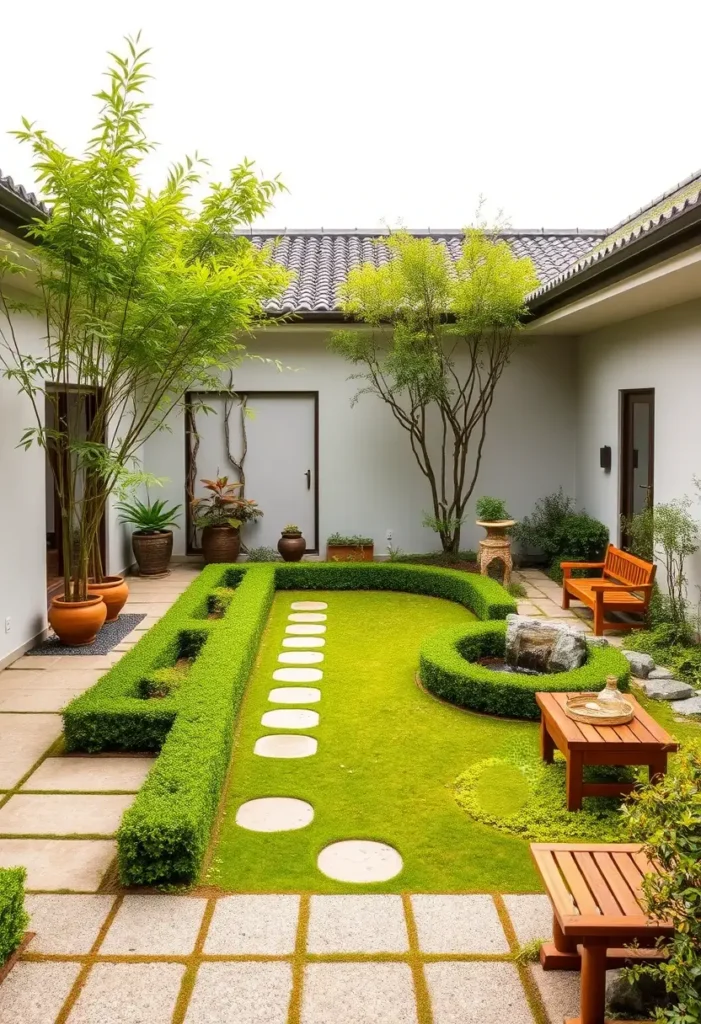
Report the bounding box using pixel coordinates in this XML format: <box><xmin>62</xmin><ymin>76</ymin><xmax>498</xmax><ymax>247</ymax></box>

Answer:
<box><xmin>278</xmin><ymin>532</ymin><xmax>306</xmax><ymax>562</ymax></box>
<box><xmin>48</xmin><ymin>595</ymin><xmax>107</xmax><ymax>646</ymax></box>
<box><xmin>132</xmin><ymin>531</ymin><xmax>174</xmax><ymax>576</ymax></box>
<box><xmin>87</xmin><ymin>575</ymin><xmax>129</xmax><ymax>622</ymax></box>
<box><xmin>201</xmin><ymin>524</ymin><xmax>241</xmax><ymax>564</ymax></box>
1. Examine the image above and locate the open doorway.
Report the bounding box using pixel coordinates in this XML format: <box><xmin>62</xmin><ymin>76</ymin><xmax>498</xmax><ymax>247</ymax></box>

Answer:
<box><xmin>620</xmin><ymin>388</ymin><xmax>654</xmax><ymax>545</ymax></box>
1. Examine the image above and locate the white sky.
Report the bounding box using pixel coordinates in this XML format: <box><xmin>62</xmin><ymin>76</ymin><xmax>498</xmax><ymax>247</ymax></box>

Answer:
<box><xmin>2</xmin><ymin>0</ymin><xmax>700</xmax><ymax>233</ymax></box>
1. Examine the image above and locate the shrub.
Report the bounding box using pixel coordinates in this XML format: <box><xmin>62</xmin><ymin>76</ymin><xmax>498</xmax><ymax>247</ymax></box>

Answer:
<box><xmin>327</xmin><ymin>534</ymin><xmax>374</xmax><ymax>547</ymax></box>
<box><xmin>624</xmin><ymin>499</ymin><xmax>699</xmax><ymax>627</ymax></box>
<box><xmin>419</xmin><ymin>620</ymin><xmax>630</xmax><ymax>718</ymax></box>
<box><xmin>515</xmin><ymin>490</ymin><xmax>608</xmax><ymax>576</ymax></box>
<box><xmin>475</xmin><ymin>496</ymin><xmax>510</xmax><ymax>522</ymax></box>
<box><xmin>0</xmin><ymin>867</ymin><xmax>28</xmax><ymax>965</ymax></box>
<box><xmin>245</xmin><ymin>547</ymin><xmax>281</xmax><ymax>562</ymax></box>
<box><xmin>391</xmin><ymin>550</ymin><xmax>477</xmax><ymax>566</ymax></box>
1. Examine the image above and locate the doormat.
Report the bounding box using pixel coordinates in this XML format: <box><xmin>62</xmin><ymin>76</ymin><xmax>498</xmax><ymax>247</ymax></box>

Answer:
<box><xmin>31</xmin><ymin>613</ymin><xmax>146</xmax><ymax>656</ymax></box>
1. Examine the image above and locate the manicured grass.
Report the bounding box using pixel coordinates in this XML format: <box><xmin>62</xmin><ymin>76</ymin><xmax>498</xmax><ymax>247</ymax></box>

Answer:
<box><xmin>207</xmin><ymin>590</ymin><xmax>544</xmax><ymax>893</ymax></box>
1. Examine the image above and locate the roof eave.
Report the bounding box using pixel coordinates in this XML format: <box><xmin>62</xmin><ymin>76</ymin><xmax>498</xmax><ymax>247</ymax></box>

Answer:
<box><xmin>0</xmin><ymin>183</ymin><xmax>47</xmax><ymax>240</ymax></box>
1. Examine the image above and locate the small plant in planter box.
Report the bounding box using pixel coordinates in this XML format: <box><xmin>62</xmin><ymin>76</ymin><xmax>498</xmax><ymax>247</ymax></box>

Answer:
<box><xmin>475</xmin><ymin>496</ymin><xmax>512</xmax><ymax>524</ymax></box>
<box><xmin>326</xmin><ymin>533</ymin><xmax>374</xmax><ymax>562</ymax></box>
<box><xmin>278</xmin><ymin>524</ymin><xmax>307</xmax><ymax>562</ymax></box>
<box><xmin>191</xmin><ymin>476</ymin><xmax>263</xmax><ymax>564</ymax></box>
<box><xmin>116</xmin><ymin>497</ymin><xmax>182</xmax><ymax>577</ymax></box>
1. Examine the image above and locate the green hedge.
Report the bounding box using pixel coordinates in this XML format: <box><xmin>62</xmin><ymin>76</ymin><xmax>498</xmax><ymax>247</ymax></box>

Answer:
<box><xmin>0</xmin><ymin>867</ymin><xmax>27</xmax><ymax>965</ymax></box>
<box><xmin>64</xmin><ymin>561</ymin><xmax>514</xmax><ymax>886</ymax></box>
<box><xmin>419</xmin><ymin>620</ymin><xmax>631</xmax><ymax>719</ymax></box>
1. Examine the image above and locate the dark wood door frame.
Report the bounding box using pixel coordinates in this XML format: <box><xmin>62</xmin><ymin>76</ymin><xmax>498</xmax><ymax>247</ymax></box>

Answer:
<box><xmin>619</xmin><ymin>388</ymin><xmax>655</xmax><ymax>545</ymax></box>
<box><xmin>184</xmin><ymin>390</ymin><xmax>320</xmax><ymax>555</ymax></box>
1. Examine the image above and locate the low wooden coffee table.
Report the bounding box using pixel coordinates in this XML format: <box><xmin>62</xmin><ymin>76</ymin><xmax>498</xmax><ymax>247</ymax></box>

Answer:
<box><xmin>536</xmin><ymin>691</ymin><xmax>678</xmax><ymax>811</ymax></box>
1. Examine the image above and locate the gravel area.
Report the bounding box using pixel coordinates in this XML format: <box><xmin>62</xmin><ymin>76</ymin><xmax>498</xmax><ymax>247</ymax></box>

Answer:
<box><xmin>30</xmin><ymin>614</ymin><xmax>145</xmax><ymax>655</ymax></box>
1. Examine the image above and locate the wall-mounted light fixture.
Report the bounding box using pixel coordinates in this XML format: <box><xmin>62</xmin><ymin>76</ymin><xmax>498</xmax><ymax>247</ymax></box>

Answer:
<box><xmin>599</xmin><ymin>445</ymin><xmax>611</xmax><ymax>472</ymax></box>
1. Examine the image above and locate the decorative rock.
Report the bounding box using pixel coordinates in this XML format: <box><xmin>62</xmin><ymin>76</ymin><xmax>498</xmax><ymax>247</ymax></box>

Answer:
<box><xmin>586</xmin><ymin>636</ymin><xmax>610</xmax><ymax>648</ymax></box>
<box><xmin>236</xmin><ymin>797</ymin><xmax>314</xmax><ymax>832</ymax></box>
<box><xmin>282</xmin><ymin>636</ymin><xmax>325</xmax><ymax>648</ymax></box>
<box><xmin>269</xmin><ymin>687</ymin><xmax>321</xmax><ymax>704</ymax></box>
<box><xmin>254</xmin><ymin>735</ymin><xmax>318</xmax><ymax>758</ymax></box>
<box><xmin>278</xmin><ymin>651</ymin><xmax>324</xmax><ymax>665</ymax></box>
<box><xmin>648</xmin><ymin>667</ymin><xmax>674</xmax><ymax>679</ymax></box>
<box><xmin>317</xmin><ymin>841</ymin><xmax>403</xmax><ymax>883</ymax></box>
<box><xmin>289</xmin><ymin>613</ymin><xmax>327</xmax><ymax>623</ymax></box>
<box><xmin>673</xmin><ymin>696</ymin><xmax>701</xmax><ymax>716</ymax></box>
<box><xmin>621</xmin><ymin>650</ymin><xmax>655</xmax><ymax>678</ymax></box>
<box><xmin>261</xmin><ymin>709</ymin><xmax>319</xmax><ymax>729</ymax></box>
<box><xmin>272</xmin><ymin>668</ymin><xmax>323</xmax><ymax>683</ymax></box>
<box><xmin>505</xmin><ymin>615</ymin><xmax>587</xmax><ymax>673</ymax></box>
<box><xmin>286</xmin><ymin>624</ymin><xmax>326</xmax><ymax>635</ymax></box>
<box><xmin>291</xmin><ymin>601</ymin><xmax>328</xmax><ymax>611</ymax></box>
<box><xmin>606</xmin><ymin>968</ymin><xmax>670</xmax><ymax>1018</ymax></box>
<box><xmin>640</xmin><ymin>679</ymin><xmax>694</xmax><ymax>701</ymax></box>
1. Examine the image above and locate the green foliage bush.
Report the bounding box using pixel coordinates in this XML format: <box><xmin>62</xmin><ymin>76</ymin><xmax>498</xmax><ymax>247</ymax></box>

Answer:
<box><xmin>0</xmin><ymin>867</ymin><xmax>28</xmax><ymax>965</ymax></box>
<box><xmin>625</xmin><ymin>624</ymin><xmax>701</xmax><ymax>685</ymax></box>
<box><xmin>475</xmin><ymin>496</ymin><xmax>510</xmax><ymax>522</ymax></box>
<box><xmin>419</xmin><ymin>620</ymin><xmax>630</xmax><ymax>718</ymax></box>
<box><xmin>326</xmin><ymin>534</ymin><xmax>374</xmax><ymax>547</ymax></box>
<box><xmin>515</xmin><ymin>490</ymin><xmax>608</xmax><ymax>578</ymax></box>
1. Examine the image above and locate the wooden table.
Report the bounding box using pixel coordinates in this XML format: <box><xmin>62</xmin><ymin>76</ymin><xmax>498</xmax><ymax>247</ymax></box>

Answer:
<box><xmin>536</xmin><ymin>691</ymin><xmax>678</xmax><ymax>811</ymax></box>
<box><xmin>531</xmin><ymin>842</ymin><xmax>671</xmax><ymax>1024</ymax></box>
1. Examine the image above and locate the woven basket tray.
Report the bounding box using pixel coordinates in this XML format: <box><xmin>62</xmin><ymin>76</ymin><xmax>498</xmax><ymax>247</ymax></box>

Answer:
<box><xmin>564</xmin><ymin>694</ymin><xmax>634</xmax><ymax>726</ymax></box>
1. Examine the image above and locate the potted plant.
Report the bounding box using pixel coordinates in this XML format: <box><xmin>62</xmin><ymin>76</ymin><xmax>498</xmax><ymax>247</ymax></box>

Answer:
<box><xmin>475</xmin><ymin>496</ymin><xmax>515</xmax><ymax>532</ymax></box>
<box><xmin>278</xmin><ymin>524</ymin><xmax>306</xmax><ymax>562</ymax></box>
<box><xmin>326</xmin><ymin>533</ymin><xmax>374</xmax><ymax>562</ymax></box>
<box><xmin>475</xmin><ymin>496</ymin><xmax>516</xmax><ymax>582</ymax></box>
<box><xmin>116</xmin><ymin>496</ymin><xmax>182</xmax><ymax>577</ymax></box>
<box><xmin>192</xmin><ymin>476</ymin><xmax>263</xmax><ymax>563</ymax></box>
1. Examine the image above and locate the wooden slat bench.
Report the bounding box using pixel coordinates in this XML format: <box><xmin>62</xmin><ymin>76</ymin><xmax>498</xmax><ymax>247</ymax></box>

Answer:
<box><xmin>561</xmin><ymin>545</ymin><xmax>656</xmax><ymax>635</ymax></box>
<box><xmin>531</xmin><ymin>842</ymin><xmax>672</xmax><ymax>1024</ymax></box>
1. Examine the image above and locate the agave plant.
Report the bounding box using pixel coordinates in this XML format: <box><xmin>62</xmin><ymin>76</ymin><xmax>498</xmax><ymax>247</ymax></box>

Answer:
<box><xmin>191</xmin><ymin>476</ymin><xmax>263</xmax><ymax>529</ymax></box>
<box><xmin>116</xmin><ymin>497</ymin><xmax>182</xmax><ymax>534</ymax></box>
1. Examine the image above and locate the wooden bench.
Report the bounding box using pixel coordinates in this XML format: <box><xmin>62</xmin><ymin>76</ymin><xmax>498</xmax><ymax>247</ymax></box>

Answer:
<box><xmin>531</xmin><ymin>842</ymin><xmax>672</xmax><ymax>1024</ymax></box>
<box><xmin>561</xmin><ymin>545</ymin><xmax>656</xmax><ymax>635</ymax></box>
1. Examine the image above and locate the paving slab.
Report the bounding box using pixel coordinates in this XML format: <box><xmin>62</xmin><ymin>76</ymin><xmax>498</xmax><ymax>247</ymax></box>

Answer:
<box><xmin>45</xmin><ymin>656</ymin><xmax>113</xmax><ymax>671</ymax></box>
<box><xmin>0</xmin><ymin>687</ymin><xmax>86</xmax><ymax>712</ymax></box>
<box><xmin>307</xmin><ymin>895</ymin><xmax>408</xmax><ymax>953</ymax></box>
<box><xmin>0</xmin><ymin>714</ymin><xmax>62</xmax><ymax>789</ymax></box>
<box><xmin>282</xmin><ymin>636</ymin><xmax>325</xmax><ymax>648</ymax></box>
<box><xmin>67</xmin><ymin>962</ymin><xmax>185</xmax><ymax>1024</ymax></box>
<box><xmin>317</xmin><ymin>840</ymin><xmax>403</xmax><ymax>883</ymax></box>
<box><xmin>0</xmin><ymin>961</ymin><xmax>81</xmax><ymax>1024</ymax></box>
<box><xmin>502</xmin><ymin>894</ymin><xmax>553</xmax><ymax>945</ymax></box>
<box><xmin>302</xmin><ymin>963</ymin><xmax>418</xmax><ymax>1024</ymax></box>
<box><xmin>0</xmin><ymin>838</ymin><xmax>116</xmax><ymax>890</ymax></box>
<box><xmin>425</xmin><ymin>962</ymin><xmax>532</xmax><ymax>1024</ymax></box>
<box><xmin>0</xmin><ymin>668</ymin><xmax>102</xmax><ymax>689</ymax></box>
<box><xmin>261</xmin><ymin>709</ymin><xmax>319</xmax><ymax>729</ymax></box>
<box><xmin>268</xmin><ymin>687</ymin><xmax>321</xmax><ymax>704</ymax></box>
<box><xmin>290</xmin><ymin>602</ymin><xmax>328</xmax><ymax>611</ymax></box>
<box><xmin>0</xmin><ymin>794</ymin><xmax>134</xmax><ymax>836</ymax></box>
<box><xmin>5</xmin><ymin>656</ymin><xmax>64</xmax><ymax>670</ymax></box>
<box><xmin>277</xmin><ymin>652</ymin><xmax>324</xmax><ymax>665</ymax></box>
<box><xmin>288</xmin><ymin>613</ymin><xmax>327</xmax><ymax>623</ymax></box>
<box><xmin>529</xmin><ymin>964</ymin><xmax>580</xmax><ymax>1024</ymax></box>
<box><xmin>411</xmin><ymin>895</ymin><xmax>509</xmax><ymax>953</ymax></box>
<box><xmin>204</xmin><ymin>894</ymin><xmax>300</xmax><ymax>954</ymax></box>
<box><xmin>120</xmin><ymin>603</ymin><xmax>172</xmax><ymax>616</ymax></box>
<box><xmin>236</xmin><ymin>797</ymin><xmax>314</xmax><ymax>832</ymax></box>
<box><xmin>100</xmin><ymin>895</ymin><xmax>206</xmax><ymax>954</ymax></box>
<box><xmin>254</xmin><ymin>735</ymin><xmax>318</xmax><ymax>758</ymax></box>
<box><xmin>285</xmin><ymin>624</ymin><xmax>326</xmax><ymax>635</ymax></box>
<box><xmin>26</xmin><ymin>894</ymin><xmax>115</xmax><ymax>953</ymax></box>
<box><xmin>185</xmin><ymin>962</ymin><xmax>292</xmax><ymax>1024</ymax></box>
<box><xmin>22</xmin><ymin>757</ymin><xmax>153</xmax><ymax>793</ymax></box>
<box><xmin>271</xmin><ymin>668</ymin><xmax>323</xmax><ymax>684</ymax></box>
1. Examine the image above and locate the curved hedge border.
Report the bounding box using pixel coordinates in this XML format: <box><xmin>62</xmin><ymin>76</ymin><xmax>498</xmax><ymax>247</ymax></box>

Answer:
<box><xmin>0</xmin><ymin>867</ymin><xmax>27</xmax><ymax>966</ymax></box>
<box><xmin>64</xmin><ymin>561</ymin><xmax>514</xmax><ymax>886</ymax></box>
<box><xmin>419</xmin><ymin>620</ymin><xmax>631</xmax><ymax>719</ymax></box>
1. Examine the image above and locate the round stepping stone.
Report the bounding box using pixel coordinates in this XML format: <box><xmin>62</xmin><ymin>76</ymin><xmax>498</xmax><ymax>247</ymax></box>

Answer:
<box><xmin>261</xmin><ymin>709</ymin><xmax>319</xmax><ymax>729</ymax></box>
<box><xmin>288</xmin><ymin>613</ymin><xmax>327</xmax><ymax>623</ymax></box>
<box><xmin>278</xmin><ymin>651</ymin><xmax>324</xmax><ymax>665</ymax></box>
<box><xmin>317</xmin><ymin>840</ymin><xmax>403</xmax><ymax>883</ymax></box>
<box><xmin>286</xmin><ymin>624</ymin><xmax>326</xmax><ymax>635</ymax></box>
<box><xmin>282</xmin><ymin>636</ymin><xmax>325</xmax><ymax>648</ymax></box>
<box><xmin>291</xmin><ymin>602</ymin><xmax>328</xmax><ymax>611</ymax></box>
<box><xmin>254</xmin><ymin>734</ymin><xmax>318</xmax><ymax>758</ymax></box>
<box><xmin>269</xmin><ymin>687</ymin><xmax>321</xmax><ymax>704</ymax></box>
<box><xmin>273</xmin><ymin>667</ymin><xmax>323</xmax><ymax>683</ymax></box>
<box><xmin>236</xmin><ymin>797</ymin><xmax>314</xmax><ymax>832</ymax></box>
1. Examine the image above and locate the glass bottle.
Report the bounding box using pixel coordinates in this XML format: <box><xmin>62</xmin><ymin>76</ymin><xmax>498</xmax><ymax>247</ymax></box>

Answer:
<box><xmin>598</xmin><ymin>675</ymin><xmax>622</xmax><ymax>702</ymax></box>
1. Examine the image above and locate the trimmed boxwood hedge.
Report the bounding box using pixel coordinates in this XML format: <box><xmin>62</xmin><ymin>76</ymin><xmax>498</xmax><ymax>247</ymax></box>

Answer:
<box><xmin>0</xmin><ymin>867</ymin><xmax>27</xmax><ymax>965</ymax></box>
<box><xmin>63</xmin><ymin>561</ymin><xmax>515</xmax><ymax>886</ymax></box>
<box><xmin>419</xmin><ymin>620</ymin><xmax>631</xmax><ymax>719</ymax></box>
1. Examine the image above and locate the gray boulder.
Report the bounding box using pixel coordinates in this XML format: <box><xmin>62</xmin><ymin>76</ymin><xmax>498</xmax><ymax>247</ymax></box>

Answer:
<box><xmin>606</xmin><ymin>969</ymin><xmax>669</xmax><ymax>1018</ymax></box>
<box><xmin>648</xmin><ymin>667</ymin><xmax>674</xmax><ymax>679</ymax></box>
<box><xmin>586</xmin><ymin>636</ymin><xmax>610</xmax><ymax>648</ymax></box>
<box><xmin>640</xmin><ymin>679</ymin><xmax>695</xmax><ymax>701</ymax></box>
<box><xmin>622</xmin><ymin>650</ymin><xmax>655</xmax><ymax>678</ymax></box>
<box><xmin>673</xmin><ymin>695</ymin><xmax>701</xmax><ymax>716</ymax></box>
<box><xmin>505</xmin><ymin>615</ymin><xmax>587</xmax><ymax>673</ymax></box>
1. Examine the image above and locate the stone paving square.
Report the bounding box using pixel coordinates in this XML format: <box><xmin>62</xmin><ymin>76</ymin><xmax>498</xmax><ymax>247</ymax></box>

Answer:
<box><xmin>307</xmin><ymin>894</ymin><xmax>409</xmax><ymax>953</ymax></box>
<box><xmin>25</xmin><ymin>894</ymin><xmax>115</xmax><ymax>953</ymax></box>
<box><xmin>0</xmin><ymin>714</ymin><xmax>62</xmax><ymax>789</ymax></box>
<box><xmin>22</xmin><ymin>757</ymin><xmax>153</xmax><ymax>793</ymax></box>
<box><xmin>100</xmin><ymin>895</ymin><xmax>206</xmax><ymax>955</ymax></box>
<box><xmin>0</xmin><ymin>961</ymin><xmax>81</xmax><ymax>1024</ymax></box>
<box><xmin>184</xmin><ymin>962</ymin><xmax>293</xmax><ymax>1024</ymax></box>
<box><xmin>502</xmin><ymin>894</ymin><xmax>553</xmax><ymax>945</ymax></box>
<box><xmin>0</xmin><ymin>668</ymin><xmax>102</xmax><ymax>689</ymax></box>
<box><xmin>410</xmin><ymin>895</ymin><xmax>509</xmax><ymax>953</ymax></box>
<box><xmin>0</xmin><ymin>794</ymin><xmax>134</xmax><ymax>836</ymax></box>
<box><xmin>67</xmin><ymin>962</ymin><xmax>185</xmax><ymax>1024</ymax></box>
<box><xmin>425</xmin><ymin>962</ymin><xmax>532</xmax><ymax>1024</ymax></box>
<box><xmin>529</xmin><ymin>964</ymin><xmax>580</xmax><ymax>1024</ymax></box>
<box><xmin>0</xmin><ymin>839</ymin><xmax>116</xmax><ymax>890</ymax></box>
<box><xmin>0</xmin><ymin>687</ymin><xmax>86</xmax><ymax>712</ymax></box>
<box><xmin>302</xmin><ymin>963</ymin><xmax>418</xmax><ymax>1024</ymax></box>
<box><xmin>204</xmin><ymin>894</ymin><xmax>299</xmax><ymax>955</ymax></box>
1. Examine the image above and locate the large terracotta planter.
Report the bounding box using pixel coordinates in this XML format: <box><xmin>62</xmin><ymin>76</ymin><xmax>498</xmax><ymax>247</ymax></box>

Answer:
<box><xmin>48</xmin><ymin>595</ymin><xmax>107</xmax><ymax>647</ymax></box>
<box><xmin>132</xmin><ymin>531</ymin><xmax>174</xmax><ymax>576</ymax></box>
<box><xmin>326</xmin><ymin>543</ymin><xmax>374</xmax><ymax>562</ymax></box>
<box><xmin>201</xmin><ymin>524</ymin><xmax>241</xmax><ymax>564</ymax></box>
<box><xmin>87</xmin><ymin>575</ymin><xmax>129</xmax><ymax>622</ymax></box>
<box><xmin>278</xmin><ymin>531</ymin><xmax>306</xmax><ymax>562</ymax></box>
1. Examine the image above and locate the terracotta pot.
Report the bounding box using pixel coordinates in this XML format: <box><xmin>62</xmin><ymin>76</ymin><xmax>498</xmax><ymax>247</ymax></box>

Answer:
<box><xmin>132</xmin><ymin>531</ymin><xmax>174</xmax><ymax>576</ymax></box>
<box><xmin>278</xmin><ymin>532</ymin><xmax>306</xmax><ymax>562</ymax></box>
<box><xmin>201</xmin><ymin>524</ymin><xmax>241</xmax><ymax>564</ymax></box>
<box><xmin>48</xmin><ymin>595</ymin><xmax>107</xmax><ymax>647</ymax></box>
<box><xmin>87</xmin><ymin>575</ymin><xmax>129</xmax><ymax>622</ymax></box>
<box><xmin>326</xmin><ymin>544</ymin><xmax>374</xmax><ymax>562</ymax></box>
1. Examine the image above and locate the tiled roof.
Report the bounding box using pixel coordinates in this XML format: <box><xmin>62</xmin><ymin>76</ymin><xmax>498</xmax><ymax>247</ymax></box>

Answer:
<box><xmin>0</xmin><ymin>168</ymin><xmax>50</xmax><ymax>218</ymax></box>
<box><xmin>247</xmin><ymin>229</ymin><xmax>604</xmax><ymax>315</ymax></box>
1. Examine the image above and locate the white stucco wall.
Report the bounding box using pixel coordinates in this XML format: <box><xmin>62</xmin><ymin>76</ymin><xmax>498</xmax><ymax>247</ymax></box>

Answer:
<box><xmin>144</xmin><ymin>328</ymin><xmax>578</xmax><ymax>557</ymax></box>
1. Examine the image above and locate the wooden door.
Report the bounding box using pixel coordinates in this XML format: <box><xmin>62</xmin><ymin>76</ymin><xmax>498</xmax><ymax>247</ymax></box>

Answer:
<box><xmin>620</xmin><ymin>389</ymin><xmax>654</xmax><ymax>538</ymax></box>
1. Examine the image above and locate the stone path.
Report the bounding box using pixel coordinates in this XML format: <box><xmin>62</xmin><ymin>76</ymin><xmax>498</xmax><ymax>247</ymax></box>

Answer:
<box><xmin>513</xmin><ymin>569</ymin><xmax>626</xmax><ymax>645</ymax></box>
<box><xmin>0</xmin><ymin>891</ymin><xmax>581</xmax><ymax>1023</ymax></box>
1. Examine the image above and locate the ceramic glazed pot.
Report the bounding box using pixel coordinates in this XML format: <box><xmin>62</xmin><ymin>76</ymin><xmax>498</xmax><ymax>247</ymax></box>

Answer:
<box><xmin>132</xmin><ymin>531</ymin><xmax>174</xmax><ymax>577</ymax></box>
<box><xmin>201</xmin><ymin>524</ymin><xmax>241</xmax><ymax>564</ymax></box>
<box><xmin>278</xmin><ymin>531</ymin><xmax>306</xmax><ymax>562</ymax></box>
<box><xmin>48</xmin><ymin>595</ymin><xmax>107</xmax><ymax>646</ymax></box>
<box><xmin>87</xmin><ymin>575</ymin><xmax>129</xmax><ymax>622</ymax></box>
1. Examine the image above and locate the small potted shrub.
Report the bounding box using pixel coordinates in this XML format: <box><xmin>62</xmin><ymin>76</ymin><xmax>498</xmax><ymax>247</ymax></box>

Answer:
<box><xmin>326</xmin><ymin>533</ymin><xmax>374</xmax><ymax>562</ymax></box>
<box><xmin>278</xmin><ymin>524</ymin><xmax>306</xmax><ymax>562</ymax></box>
<box><xmin>475</xmin><ymin>496</ymin><xmax>515</xmax><ymax>535</ymax></box>
<box><xmin>116</xmin><ymin>497</ymin><xmax>183</xmax><ymax>577</ymax></box>
<box><xmin>191</xmin><ymin>476</ymin><xmax>263</xmax><ymax>563</ymax></box>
